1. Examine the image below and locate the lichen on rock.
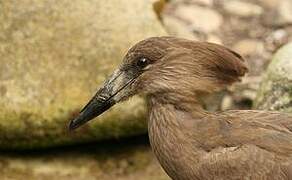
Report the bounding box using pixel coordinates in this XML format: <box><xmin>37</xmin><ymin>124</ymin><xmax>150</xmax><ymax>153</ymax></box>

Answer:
<box><xmin>254</xmin><ymin>42</ymin><xmax>292</xmax><ymax>112</ymax></box>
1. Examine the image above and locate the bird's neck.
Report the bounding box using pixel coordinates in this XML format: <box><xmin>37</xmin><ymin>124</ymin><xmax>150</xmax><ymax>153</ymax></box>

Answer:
<box><xmin>147</xmin><ymin>91</ymin><xmax>207</xmax><ymax>121</ymax></box>
<box><xmin>147</xmin><ymin>92</ymin><xmax>206</xmax><ymax>145</ymax></box>
<box><xmin>147</xmin><ymin>92</ymin><xmax>207</xmax><ymax>178</ymax></box>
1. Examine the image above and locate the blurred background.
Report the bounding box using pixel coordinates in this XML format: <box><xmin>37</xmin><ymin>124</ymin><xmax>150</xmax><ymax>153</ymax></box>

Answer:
<box><xmin>0</xmin><ymin>0</ymin><xmax>292</xmax><ymax>179</ymax></box>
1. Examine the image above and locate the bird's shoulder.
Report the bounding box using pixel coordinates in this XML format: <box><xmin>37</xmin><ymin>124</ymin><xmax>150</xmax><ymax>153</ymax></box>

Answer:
<box><xmin>191</xmin><ymin>110</ymin><xmax>292</xmax><ymax>155</ymax></box>
<box><xmin>219</xmin><ymin>110</ymin><xmax>292</xmax><ymax>130</ymax></box>
<box><xmin>188</xmin><ymin>110</ymin><xmax>292</xmax><ymax>179</ymax></box>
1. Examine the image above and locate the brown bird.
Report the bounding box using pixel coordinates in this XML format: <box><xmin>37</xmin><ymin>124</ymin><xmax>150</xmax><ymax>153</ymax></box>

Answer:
<box><xmin>69</xmin><ymin>36</ymin><xmax>292</xmax><ymax>180</ymax></box>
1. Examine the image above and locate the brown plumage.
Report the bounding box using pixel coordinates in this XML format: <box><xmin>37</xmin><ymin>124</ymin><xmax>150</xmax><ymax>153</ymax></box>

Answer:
<box><xmin>69</xmin><ymin>36</ymin><xmax>292</xmax><ymax>180</ymax></box>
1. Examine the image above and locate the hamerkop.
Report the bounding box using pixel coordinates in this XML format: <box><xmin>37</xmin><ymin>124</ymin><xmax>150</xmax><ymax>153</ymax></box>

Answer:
<box><xmin>69</xmin><ymin>36</ymin><xmax>292</xmax><ymax>180</ymax></box>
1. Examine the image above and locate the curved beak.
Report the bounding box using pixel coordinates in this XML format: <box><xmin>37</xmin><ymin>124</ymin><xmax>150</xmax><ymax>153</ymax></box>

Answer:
<box><xmin>69</xmin><ymin>69</ymin><xmax>135</xmax><ymax>130</ymax></box>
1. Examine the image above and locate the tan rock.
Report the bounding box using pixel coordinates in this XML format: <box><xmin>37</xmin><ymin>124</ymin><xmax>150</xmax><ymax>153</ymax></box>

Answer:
<box><xmin>207</xmin><ymin>34</ymin><xmax>222</xmax><ymax>44</ymax></box>
<box><xmin>258</xmin><ymin>0</ymin><xmax>281</xmax><ymax>8</ymax></box>
<box><xmin>194</xmin><ymin>0</ymin><xmax>213</xmax><ymax>6</ymax></box>
<box><xmin>233</xmin><ymin>39</ymin><xmax>264</xmax><ymax>56</ymax></box>
<box><xmin>223</xmin><ymin>0</ymin><xmax>263</xmax><ymax>17</ymax></box>
<box><xmin>278</xmin><ymin>0</ymin><xmax>292</xmax><ymax>24</ymax></box>
<box><xmin>175</xmin><ymin>5</ymin><xmax>223</xmax><ymax>33</ymax></box>
<box><xmin>163</xmin><ymin>16</ymin><xmax>199</xmax><ymax>40</ymax></box>
<box><xmin>221</xmin><ymin>95</ymin><xmax>233</xmax><ymax>111</ymax></box>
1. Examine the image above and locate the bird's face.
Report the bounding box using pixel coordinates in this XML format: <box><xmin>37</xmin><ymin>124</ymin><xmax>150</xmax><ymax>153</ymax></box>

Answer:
<box><xmin>69</xmin><ymin>38</ymin><xmax>170</xmax><ymax>130</ymax></box>
<box><xmin>69</xmin><ymin>37</ymin><xmax>247</xmax><ymax>130</ymax></box>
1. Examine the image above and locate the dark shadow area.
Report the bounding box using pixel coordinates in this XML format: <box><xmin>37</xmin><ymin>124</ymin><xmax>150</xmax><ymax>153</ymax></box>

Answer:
<box><xmin>0</xmin><ymin>134</ymin><xmax>150</xmax><ymax>157</ymax></box>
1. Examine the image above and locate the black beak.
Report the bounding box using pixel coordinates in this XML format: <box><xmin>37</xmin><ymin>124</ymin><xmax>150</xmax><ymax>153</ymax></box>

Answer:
<box><xmin>69</xmin><ymin>69</ymin><xmax>134</xmax><ymax>130</ymax></box>
<box><xmin>68</xmin><ymin>88</ymin><xmax>115</xmax><ymax>131</ymax></box>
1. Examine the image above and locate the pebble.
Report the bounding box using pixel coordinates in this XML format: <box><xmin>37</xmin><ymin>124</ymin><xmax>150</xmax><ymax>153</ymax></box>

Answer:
<box><xmin>272</xmin><ymin>29</ymin><xmax>288</xmax><ymax>41</ymax></box>
<box><xmin>223</xmin><ymin>0</ymin><xmax>263</xmax><ymax>17</ymax></box>
<box><xmin>221</xmin><ymin>95</ymin><xmax>233</xmax><ymax>111</ymax></box>
<box><xmin>175</xmin><ymin>5</ymin><xmax>223</xmax><ymax>33</ymax></box>
<box><xmin>269</xmin><ymin>29</ymin><xmax>288</xmax><ymax>44</ymax></box>
<box><xmin>277</xmin><ymin>0</ymin><xmax>292</xmax><ymax>24</ymax></box>
<box><xmin>163</xmin><ymin>16</ymin><xmax>199</xmax><ymax>40</ymax></box>
<box><xmin>258</xmin><ymin>0</ymin><xmax>281</xmax><ymax>8</ymax></box>
<box><xmin>193</xmin><ymin>0</ymin><xmax>213</xmax><ymax>6</ymax></box>
<box><xmin>233</xmin><ymin>39</ymin><xmax>264</xmax><ymax>56</ymax></box>
<box><xmin>265</xmin><ymin>29</ymin><xmax>289</xmax><ymax>52</ymax></box>
<box><xmin>207</xmin><ymin>34</ymin><xmax>222</xmax><ymax>44</ymax></box>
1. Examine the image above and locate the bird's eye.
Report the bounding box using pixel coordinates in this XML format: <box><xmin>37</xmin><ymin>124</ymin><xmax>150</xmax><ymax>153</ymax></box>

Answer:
<box><xmin>136</xmin><ymin>57</ymin><xmax>150</xmax><ymax>69</ymax></box>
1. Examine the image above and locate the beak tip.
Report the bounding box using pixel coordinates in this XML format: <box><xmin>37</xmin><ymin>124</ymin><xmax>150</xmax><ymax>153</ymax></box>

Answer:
<box><xmin>68</xmin><ymin>119</ymin><xmax>79</xmax><ymax>131</ymax></box>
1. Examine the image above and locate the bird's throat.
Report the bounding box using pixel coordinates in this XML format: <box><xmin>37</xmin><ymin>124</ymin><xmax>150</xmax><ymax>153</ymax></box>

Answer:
<box><xmin>147</xmin><ymin>94</ymin><xmax>204</xmax><ymax>179</ymax></box>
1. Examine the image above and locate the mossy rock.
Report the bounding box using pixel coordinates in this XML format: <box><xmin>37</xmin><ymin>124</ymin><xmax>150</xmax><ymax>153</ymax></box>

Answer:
<box><xmin>0</xmin><ymin>0</ymin><xmax>166</xmax><ymax>149</ymax></box>
<box><xmin>254</xmin><ymin>42</ymin><xmax>292</xmax><ymax>112</ymax></box>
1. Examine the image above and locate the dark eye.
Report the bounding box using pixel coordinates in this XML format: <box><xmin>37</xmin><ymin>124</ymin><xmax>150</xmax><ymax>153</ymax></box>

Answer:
<box><xmin>136</xmin><ymin>57</ymin><xmax>150</xmax><ymax>69</ymax></box>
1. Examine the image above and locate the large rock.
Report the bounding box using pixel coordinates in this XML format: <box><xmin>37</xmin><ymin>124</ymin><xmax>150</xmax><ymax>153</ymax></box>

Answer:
<box><xmin>254</xmin><ymin>42</ymin><xmax>292</xmax><ymax>112</ymax></box>
<box><xmin>0</xmin><ymin>0</ymin><xmax>166</xmax><ymax>149</ymax></box>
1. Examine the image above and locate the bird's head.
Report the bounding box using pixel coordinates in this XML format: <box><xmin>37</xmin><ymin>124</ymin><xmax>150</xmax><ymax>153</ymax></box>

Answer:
<box><xmin>69</xmin><ymin>36</ymin><xmax>248</xmax><ymax>130</ymax></box>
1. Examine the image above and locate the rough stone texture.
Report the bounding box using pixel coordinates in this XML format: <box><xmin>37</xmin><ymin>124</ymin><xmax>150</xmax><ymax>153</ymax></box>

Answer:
<box><xmin>0</xmin><ymin>138</ymin><xmax>169</xmax><ymax>180</ymax></box>
<box><xmin>255</xmin><ymin>42</ymin><xmax>292</xmax><ymax>112</ymax></box>
<box><xmin>0</xmin><ymin>0</ymin><xmax>166</xmax><ymax>149</ymax></box>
